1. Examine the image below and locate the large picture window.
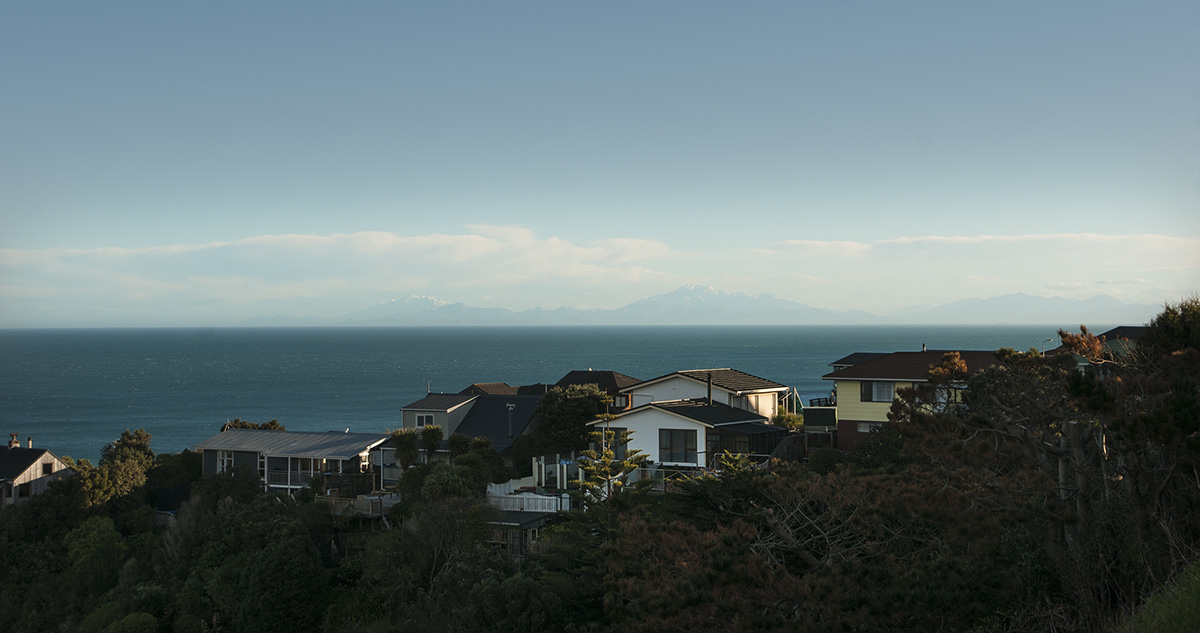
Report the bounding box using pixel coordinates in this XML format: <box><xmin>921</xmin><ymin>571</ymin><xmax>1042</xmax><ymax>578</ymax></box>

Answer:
<box><xmin>859</xmin><ymin>381</ymin><xmax>895</xmax><ymax>403</ymax></box>
<box><xmin>659</xmin><ymin>429</ymin><xmax>697</xmax><ymax>464</ymax></box>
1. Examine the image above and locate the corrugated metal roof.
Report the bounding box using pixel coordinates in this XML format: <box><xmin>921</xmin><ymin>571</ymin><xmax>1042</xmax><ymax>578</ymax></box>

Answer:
<box><xmin>190</xmin><ymin>429</ymin><xmax>390</xmax><ymax>459</ymax></box>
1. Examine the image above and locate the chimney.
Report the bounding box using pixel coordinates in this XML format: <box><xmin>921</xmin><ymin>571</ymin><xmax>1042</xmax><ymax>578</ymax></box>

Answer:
<box><xmin>26</xmin><ymin>437</ymin><xmax>31</xmax><ymax>449</ymax></box>
<box><xmin>7</xmin><ymin>434</ymin><xmax>17</xmax><ymax>449</ymax></box>
<box><xmin>707</xmin><ymin>373</ymin><xmax>713</xmax><ymax>404</ymax></box>
<box><xmin>507</xmin><ymin>403</ymin><xmax>516</xmax><ymax>439</ymax></box>
<box><xmin>922</xmin><ymin>343</ymin><xmax>927</xmax><ymax>352</ymax></box>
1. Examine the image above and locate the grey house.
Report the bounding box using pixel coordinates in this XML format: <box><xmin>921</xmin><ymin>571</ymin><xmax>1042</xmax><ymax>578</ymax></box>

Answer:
<box><xmin>0</xmin><ymin>435</ymin><xmax>73</xmax><ymax>507</ymax></box>
<box><xmin>191</xmin><ymin>429</ymin><xmax>390</xmax><ymax>493</ymax></box>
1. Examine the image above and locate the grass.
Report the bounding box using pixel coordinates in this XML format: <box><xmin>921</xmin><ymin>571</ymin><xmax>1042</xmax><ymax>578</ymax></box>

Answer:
<box><xmin>1109</xmin><ymin>560</ymin><xmax>1200</xmax><ymax>633</ymax></box>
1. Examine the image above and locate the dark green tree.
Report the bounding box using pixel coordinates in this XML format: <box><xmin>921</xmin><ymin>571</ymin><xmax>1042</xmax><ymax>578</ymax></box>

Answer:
<box><xmin>532</xmin><ymin>383</ymin><xmax>611</xmax><ymax>452</ymax></box>
<box><xmin>420</xmin><ymin>424</ymin><xmax>444</xmax><ymax>463</ymax></box>
<box><xmin>390</xmin><ymin>428</ymin><xmax>419</xmax><ymax>470</ymax></box>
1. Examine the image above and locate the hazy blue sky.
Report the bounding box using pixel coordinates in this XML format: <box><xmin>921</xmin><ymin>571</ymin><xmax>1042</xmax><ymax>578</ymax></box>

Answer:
<box><xmin>2</xmin><ymin>2</ymin><xmax>1197</xmax><ymax>326</ymax></box>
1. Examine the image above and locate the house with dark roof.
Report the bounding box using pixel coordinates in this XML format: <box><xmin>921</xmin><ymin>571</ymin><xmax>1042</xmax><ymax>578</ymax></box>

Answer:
<box><xmin>1049</xmin><ymin>325</ymin><xmax>1146</xmax><ymax>365</ymax></box>
<box><xmin>190</xmin><ymin>429</ymin><xmax>390</xmax><ymax>493</ymax></box>
<box><xmin>555</xmin><ymin>370</ymin><xmax>642</xmax><ymax>410</ymax></box>
<box><xmin>400</xmin><ymin>393</ymin><xmax>479</xmax><ymax>432</ymax></box>
<box><xmin>587</xmin><ymin>399</ymin><xmax>788</xmax><ymax>470</ymax></box>
<box><xmin>383</xmin><ymin>393</ymin><xmax>545</xmax><ymax>482</ymax></box>
<box><xmin>620</xmin><ymin>368</ymin><xmax>789</xmax><ymax>419</ymax></box>
<box><xmin>0</xmin><ymin>435</ymin><xmax>73</xmax><ymax>507</ymax></box>
<box><xmin>822</xmin><ymin>350</ymin><xmax>1000</xmax><ymax>450</ymax></box>
<box><xmin>453</xmin><ymin>395</ymin><xmax>542</xmax><ymax>455</ymax></box>
<box><xmin>459</xmin><ymin>382</ymin><xmax>551</xmax><ymax>397</ymax></box>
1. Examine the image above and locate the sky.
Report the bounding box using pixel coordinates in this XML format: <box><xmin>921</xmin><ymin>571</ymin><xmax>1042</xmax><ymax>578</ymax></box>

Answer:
<box><xmin>1</xmin><ymin>2</ymin><xmax>1197</xmax><ymax>327</ymax></box>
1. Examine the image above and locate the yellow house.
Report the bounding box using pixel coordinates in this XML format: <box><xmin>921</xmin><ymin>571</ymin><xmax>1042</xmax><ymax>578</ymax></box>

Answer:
<box><xmin>822</xmin><ymin>350</ymin><xmax>1000</xmax><ymax>450</ymax></box>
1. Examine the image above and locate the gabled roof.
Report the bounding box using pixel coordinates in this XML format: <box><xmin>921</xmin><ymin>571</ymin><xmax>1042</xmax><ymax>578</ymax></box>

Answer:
<box><xmin>829</xmin><ymin>352</ymin><xmax>888</xmax><ymax>369</ymax></box>
<box><xmin>461</xmin><ymin>383</ymin><xmax>551</xmax><ymax>396</ymax></box>
<box><xmin>190</xmin><ymin>429</ymin><xmax>390</xmax><ymax>459</ymax></box>
<box><xmin>822</xmin><ymin>350</ymin><xmax>1000</xmax><ymax>382</ymax></box>
<box><xmin>402</xmin><ymin>393</ymin><xmax>477</xmax><ymax>412</ymax></box>
<box><xmin>591</xmin><ymin>398</ymin><xmax>768</xmax><ymax>428</ymax></box>
<box><xmin>1098</xmin><ymin>326</ymin><xmax>1145</xmax><ymax>341</ymax></box>
<box><xmin>453</xmin><ymin>394</ymin><xmax>543</xmax><ymax>453</ymax></box>
<box><xmin>622</xmin><ymin>368</ymin><xmax>787</xmax><ymax>395</ymax></box>
<box><xmin>460</xmin><ymin>382</ymin><xmax>520</xmax><ymax>396</ymax></box>
<box><xmin>0</xmin><ymin>447</ymin><xmax>59</xmax><ymax>480</ymax></box>
<box><xmin>555</xmin><ymin>370</ymin><xmax>642</xmax><ymax>393</ymax></box>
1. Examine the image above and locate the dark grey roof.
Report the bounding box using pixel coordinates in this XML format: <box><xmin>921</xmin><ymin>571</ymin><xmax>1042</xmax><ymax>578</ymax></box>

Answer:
<box><xmin>1098</xmin><ymin>326</ymin><xmax>1146</xmax><ymax>341</ymax></box>
<box><xmin>829</xmin><ymin>352</ymin><xmax>888</xmax><ymax>368</ymax></box>
<box><xmin>712</xmin><ymin>421</ymin><xmax>788</xmax><ymax>435</ymax></box>
<box><xmin>453</xmin><ymin>394</ymin><xmax>543</xmax><ymax>453</ymax></box>
<box><xmin>190</xmin><ymin>429</ymin><xmax>390</xmax><ymax>459</ymax></box>
<box><xmin>402</xmin><ymin>393</ymin><xmax>477</xmax><ymax>411</ymax></box>
<box><xmin>460</xmin><ymin>382</ymin><xmax>520</xmax><ymax>396</ymax></box>
<box><xmin>822</xmin><ymin>350</ymin><xmax>1000</xmax><ymax>382</ymax></box>
<box><xmin>0</xmin><ymin>447</ymin><xmax>55</xmax><ymax>480</ymax></box>
<box><xmin>492</xmin><ymin>509</ymin><xmax>556</xmax><ymax>527</ymax></box>
<box><xmin>555</xmin><ymin>370</ymin><xmax>642</xmax><ymax>393</ymax></box>
<box><xmin>625</xmin><ymin>368</ymin><xmax>787</xmax><ymax>395</ymax></box>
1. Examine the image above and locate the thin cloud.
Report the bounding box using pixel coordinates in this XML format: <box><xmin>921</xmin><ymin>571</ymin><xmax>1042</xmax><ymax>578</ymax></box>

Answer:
<box><xmin>1</xmin><ymin>229</ymin><xmax>1196</xmax><ymax>327</ymax></box>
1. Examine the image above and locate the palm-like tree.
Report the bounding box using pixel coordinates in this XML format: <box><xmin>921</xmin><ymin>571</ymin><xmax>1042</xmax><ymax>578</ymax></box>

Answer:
<box><xmin>390</xmin><ymin>428</ymin><xmax>419</xmax><ymax>470</ymax></box>
<box><xmin>448</xmin><ymin>432</ymin><xmax>471</xmax><ymax>464</ymax></box>
<box><xmin>420</xmin><ymin>425</ymin><xmax>444</xmax><ymax>464</ymax></box>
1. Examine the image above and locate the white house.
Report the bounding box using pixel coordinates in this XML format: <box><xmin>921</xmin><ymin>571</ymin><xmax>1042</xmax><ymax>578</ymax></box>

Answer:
<box><xmin>587</xmin><ymin>398</ymin><xmax>789</xmax><ymax>470</ymax></box>
<box><xmin>619</xmin><ymin>368</ymin><xmax>789</xmax><ymax>418</ymax></box>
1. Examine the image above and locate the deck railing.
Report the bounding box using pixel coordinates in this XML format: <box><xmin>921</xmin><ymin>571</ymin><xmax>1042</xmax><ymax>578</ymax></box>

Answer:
<box><xmin>266</xmin><ymin>470</ymin><xmax>317</xmax><ymax>488</ymax></box>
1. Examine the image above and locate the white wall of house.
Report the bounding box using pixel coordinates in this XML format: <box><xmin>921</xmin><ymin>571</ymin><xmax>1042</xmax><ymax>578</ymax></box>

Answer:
<box><xmin>401</xmin><ymin>400</ymin><xmax>476</xmax><ymax>434</ymax></box>
<box><xmin>593</xmin><ymin>409</ymin><xmax>710</xmax><ymax>468</ymax></box>
<box><xmin>2</xmin><ymin>453</ymin><xmax>72</xmax><ymax>506</ymax></box>
<box><xmin>627</xmin><ymin>376</ymin><xmax>734</xmax><ymax>408</ymax></box>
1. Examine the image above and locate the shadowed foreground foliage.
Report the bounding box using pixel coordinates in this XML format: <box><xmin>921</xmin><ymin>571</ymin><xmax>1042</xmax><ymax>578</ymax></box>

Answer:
<box><xmin>1</xmin><ymin>299</ymin><xmax>1196</xmax><ymax>632</ymax></box>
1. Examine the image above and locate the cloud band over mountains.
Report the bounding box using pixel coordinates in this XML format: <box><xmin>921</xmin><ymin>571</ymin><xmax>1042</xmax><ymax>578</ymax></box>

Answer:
<box><xmin>1</xmin><ymin>227</ymin><xmax>1195</xmax><ymax>327</ymax></box>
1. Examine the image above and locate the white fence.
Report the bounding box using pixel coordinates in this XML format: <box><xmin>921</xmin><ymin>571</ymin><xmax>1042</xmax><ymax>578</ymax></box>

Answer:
<box><xmin>486</xmin><ymin>490</ymin><xmax>570</xmax><ymax>513</ymax></box>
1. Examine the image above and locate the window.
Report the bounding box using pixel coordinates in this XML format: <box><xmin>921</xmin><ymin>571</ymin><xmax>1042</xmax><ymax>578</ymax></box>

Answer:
<box><xmin>258</xmin><ymin>454</ymin><xmax>267</xmax><ymax>479</ymax></box>
<box><xmin>859</xmin><ymin>381</ymin><xmax>895</xmax><ymax>403</ymax></box>
<box><xmin>857</xmin><ymin>422</ymin><xmax>884</xmax><ymax>433</ymax></box>
<box><xmin>42</xmin><ymin>463</ymin><xmax>53</xmax><ymax>476</ymax></box>
<box><xmin>415</xmin><ymin>413</ymin><xmax>434</xmax><ymax>428</ymax></box>
<box><xmin>217</xmin><ymin>450</ymin><xmax>235</xmax><ymax>473</ymax></box>
<box><xmin>659</xmin><ymin>429</ymin><xmax>697</xmax><ymax>464</ymax></box>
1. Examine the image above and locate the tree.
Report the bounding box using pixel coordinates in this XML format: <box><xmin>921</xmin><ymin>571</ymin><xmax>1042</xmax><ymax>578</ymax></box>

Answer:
<box><xmin>532</xmin><ymin>384</ymin><xmax>611</xmax><ymax>452</ymax></box>
<box><xmin>220</xmin><ymin>418</ymin><xmax>285</xmax><ymax>432</ymax></box>
<box><xmin>887</xmin><ymin>306</ymin><xmax>1200</xmax><ymax>630</ymax></box>
<box><xmin>576</xmin><ymin>428</ymin><xmax>647</xmax><ymax>510</ymax></box>
<box><xmin>421</xmin><ymin>425</ymin><xmax>444</xmax><ymax>463</ymax></box>
<box><xmin>448</xmin><ymin>432</ymin><xmax>472</xmax><ymax>464</ymax></box>
<box><xmin>1139</xmin><ymin>295</ymin><xmax>1200</xmax><ymax>357</ymax></box>
<box><xmin>101</xmin><ymin>429</ymin><xmax>155</xmax><ymax>472</ymax></box>
<box><xmin>390</xmin><ymin>428</ymin><xmax>419</xmax><ymax>470</ymax></box>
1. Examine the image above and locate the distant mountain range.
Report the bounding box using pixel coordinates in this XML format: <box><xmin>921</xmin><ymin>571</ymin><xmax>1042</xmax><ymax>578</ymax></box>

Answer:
<box><xmin>241</xmin><ymin>286</ymin><xmax>1160</xmax><ymax>327</ymax></box>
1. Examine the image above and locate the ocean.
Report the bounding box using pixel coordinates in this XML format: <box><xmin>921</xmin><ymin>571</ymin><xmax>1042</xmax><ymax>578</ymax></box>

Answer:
<box><xmin>0</xmin><ymin>325</ymin><xmax>1069</xmax><ymax>462</ymax></box>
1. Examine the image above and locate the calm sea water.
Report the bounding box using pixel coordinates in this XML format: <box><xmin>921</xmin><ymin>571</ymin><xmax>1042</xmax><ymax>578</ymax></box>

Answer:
<box><xmin>0</xmin><ymin>325</ymin><xmax>1066</xmax><ymax>462</ymax></box>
